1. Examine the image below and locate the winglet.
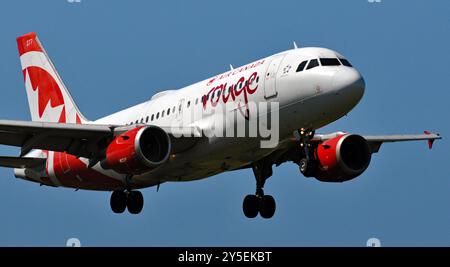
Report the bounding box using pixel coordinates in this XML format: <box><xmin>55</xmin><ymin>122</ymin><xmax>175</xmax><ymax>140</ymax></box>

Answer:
<box><xmin>424</xmin><ymin>130</ymin><xmax>435</xmax><ymax>149</ymax></box>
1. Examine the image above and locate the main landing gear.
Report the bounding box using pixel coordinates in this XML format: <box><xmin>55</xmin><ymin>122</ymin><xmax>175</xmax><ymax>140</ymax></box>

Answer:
<box><xmin>110</xmin><ymin>190</ymin><xmax>144</xmax><ymax>214</ymax></box>
<box><xmin>242</xmin><ymin>161</ymin><xmax>276</xmax><ymax>219</ymax></box>
<box><xmin>296</xmin><ymin>128</ymin><xmax>317</xmax><ymax>177</ymax></box>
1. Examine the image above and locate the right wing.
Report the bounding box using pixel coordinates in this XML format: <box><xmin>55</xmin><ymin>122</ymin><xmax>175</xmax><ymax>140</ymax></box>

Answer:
<box><xmin>0</xmin><ymin>156</ymin><xmax>46</xmax><ymax>168</ymax></box>
<box><xmin>0</xmin><ymin>120</ymin><xmax>113</xmax><ymax>158</ymax></box>
<box><xmin>0</xmin><ymin>120</ymin><xmax>203</xmax><ymax>158</ymax></box>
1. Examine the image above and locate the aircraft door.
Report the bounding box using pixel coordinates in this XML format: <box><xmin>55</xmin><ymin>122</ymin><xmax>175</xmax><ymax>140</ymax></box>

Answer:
<box><xmin>176</xmin><ymin>98</ymin><xmax>185</xmax><ymax>124</ymax></box>
<box><xmin>264</xmin><ymin>55</ymin><xmax>285</xmax><ymax>99</ymax></box>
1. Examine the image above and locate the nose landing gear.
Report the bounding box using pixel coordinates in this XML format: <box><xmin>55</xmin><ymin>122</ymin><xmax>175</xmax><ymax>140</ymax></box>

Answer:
<box><xmin>296</xmin><ymin>128</ymin><xmax>318</xmax><ymax>177</ymax></box>
<box><xmin>242</xmin><ymin>161</ymin><xmax>276</xmax><ymax>219</ymax></box>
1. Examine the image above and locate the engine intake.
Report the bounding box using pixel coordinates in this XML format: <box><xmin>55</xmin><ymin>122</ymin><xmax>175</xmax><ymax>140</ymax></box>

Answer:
<box><xmin>101</xmin><ymin>126</ymin><xmax>171</xmax><ymax>174</ymax></box>
<box><xmin>315</xmin><ymin>134</ymin><xmax>371</xmax><ymax>182</ymax></box>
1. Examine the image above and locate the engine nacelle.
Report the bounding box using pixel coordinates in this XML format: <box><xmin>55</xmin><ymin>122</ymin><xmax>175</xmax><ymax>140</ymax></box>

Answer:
<box><xmin>314</xmin><ymin>134</ymin><xmax>371</xmax><ymax>182</ymax></box>
<box><xmin>101</xmin><ymin>126</ymin><xmax>171</xmax><ymax>174</ymax></box>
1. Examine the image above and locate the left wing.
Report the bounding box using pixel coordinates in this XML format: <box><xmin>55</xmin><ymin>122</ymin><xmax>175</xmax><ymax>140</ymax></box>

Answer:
<box><xmin>262</xmin><ymin>130</ymin><xmax>442</xmax><ymax>176</ymax></box>
<box><xmin>312</xmin><ymin>131</ymin><xmax>441</xmax><ymax>153</ymax></box>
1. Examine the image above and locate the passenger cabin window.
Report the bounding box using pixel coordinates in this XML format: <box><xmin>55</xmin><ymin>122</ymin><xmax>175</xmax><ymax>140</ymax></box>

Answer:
<box><xmin>140</xmin><ymin>118</ymin><xmax>144</xmax><ymax>123</ymax></box>
<box><xmin>187</xmin><ymin>101</ymin><xmax>191</xmax><ymax>108</ymax></box>
<box><xmin>156</xmin><ymin>112</ymin><xmax>159</xmax><ymax>119</ymax></box>
<box><xmin>162</xmin><ymin>110</ymin><xmax>165</xmax><ymax>117</ymax></box>
<box><xmin>145</xmin><ymin>116</ymin><xmax>149</xmax><ymax>123</ymax></box>
<box><xmin>339</xmin><ymin>58</ymin><xmax>353</xmax><ymax>67</ymax></box>
<box><xmin>306</xmin><ymin>59</ymin><xmax>319</xmax><ymax>70</ymax></box>
<box><xmin>151</xmin><ymin>114</ymin><xmax>154</xmax><ymax>121</ymax></box>
<box><xmin>320</xmin><ymin>58</ymin><xmax>341</xmax><ymax>66</ymax></box>
<box><xmin>296</xmin><ymin>60</ymin><xmax>308</xmax><ymax>72</ymax></box>
<box><xmin>167</xmin><ymin>108</ymin><xmax>170</xmax><ymax>115</ymax></box>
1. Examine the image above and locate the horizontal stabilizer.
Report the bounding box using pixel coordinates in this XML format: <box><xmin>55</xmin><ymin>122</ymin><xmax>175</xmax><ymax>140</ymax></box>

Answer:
<box><xmin>0</xmin><ymin>156</ymin><xmax>45</xmax><ymax>168</ymax></box>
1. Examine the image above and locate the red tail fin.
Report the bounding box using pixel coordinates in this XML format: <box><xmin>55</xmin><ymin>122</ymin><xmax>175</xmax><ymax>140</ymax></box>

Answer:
<box><xmin>17</xmin><ymin>32</ymin><xmax>88</xmax><ymax>124</ymax></box>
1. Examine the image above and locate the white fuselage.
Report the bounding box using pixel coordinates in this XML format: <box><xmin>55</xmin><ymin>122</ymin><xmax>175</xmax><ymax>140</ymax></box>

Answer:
<box><xmin>87</xmin><ymin>47</ymin><xmax>365</xmax><ymax>187</ymax></box>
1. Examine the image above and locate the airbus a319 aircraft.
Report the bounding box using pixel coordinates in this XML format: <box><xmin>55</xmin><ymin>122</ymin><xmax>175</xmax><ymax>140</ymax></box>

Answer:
<box><xmin>0</xmin><ymin>32</ymin><xmax>440</xmax><ymax>218</ymax></box>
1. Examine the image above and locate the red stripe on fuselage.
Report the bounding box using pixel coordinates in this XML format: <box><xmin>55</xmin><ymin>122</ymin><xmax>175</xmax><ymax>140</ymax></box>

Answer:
<box><xmin>53</xmin><ymin>152</ymin><xmax>123</xmax><ymax>190</ymax></box>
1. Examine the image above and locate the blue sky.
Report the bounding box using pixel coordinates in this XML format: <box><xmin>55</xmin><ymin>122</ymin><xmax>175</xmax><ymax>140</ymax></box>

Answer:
<box><xmin>0</xmin><ymin>0</ymin><xmax>449</xmax><ymax>246</ymax></box>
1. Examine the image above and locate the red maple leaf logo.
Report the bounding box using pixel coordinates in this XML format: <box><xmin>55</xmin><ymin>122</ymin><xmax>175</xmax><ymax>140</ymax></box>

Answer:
<box><xmin>23</xmin><ymin>66</ymin><xmax>66</xmax><ymax>122</ymax></box>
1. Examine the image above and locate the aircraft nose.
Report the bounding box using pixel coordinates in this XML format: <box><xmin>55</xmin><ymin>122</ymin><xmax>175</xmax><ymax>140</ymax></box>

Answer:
<box><xmin>332</xmin><ymin>68</ymin><xmax>365</xmax><ymax>101</ymax></box>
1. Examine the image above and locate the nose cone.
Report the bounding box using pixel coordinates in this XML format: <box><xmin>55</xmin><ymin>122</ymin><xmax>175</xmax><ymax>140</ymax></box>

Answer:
<box><xmin>332</xmin><ymin>68</ymin><xmax>365</xmax><ymax>103</ymax></box>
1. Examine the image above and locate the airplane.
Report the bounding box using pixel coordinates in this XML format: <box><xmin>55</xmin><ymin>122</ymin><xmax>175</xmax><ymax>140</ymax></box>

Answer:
<box><xmin>0</xmin><ymin>32</ymin><xmax>440</xmax><ymax>219</ymax></box>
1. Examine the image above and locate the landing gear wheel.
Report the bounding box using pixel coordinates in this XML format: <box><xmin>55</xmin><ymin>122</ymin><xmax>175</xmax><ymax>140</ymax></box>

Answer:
<box><xmin>127</xmin><ymin>191</ymin><xmax>144</xmax><ymax>214</ymax></box>
<box><xmin>259</xmin><ymin>195</ymin><xmax>276</xmax><ymax>219</ymax></box>
<box><xmin>299</xmin><ymin>158</ymin><xmax>317</xmax><ymax>177</ymax></box>
<box><xmin>110</xmin><ymin>191</ymin><xmax>127</xmax><ymax>214</ymax></box>
<box><xmin>243</xmin><ymin>195</ymin><xmax>259</xmax><ymax>218</ymax></box>
<box><xmin>243</xmin><ymin>160</ymin><xmax>277</xmax><ymax>219</ymax></box>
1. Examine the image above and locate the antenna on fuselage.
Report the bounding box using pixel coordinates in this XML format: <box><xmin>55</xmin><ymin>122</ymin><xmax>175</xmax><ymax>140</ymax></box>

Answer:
<box><xmin>293</xmin><ymin>41</ymin><xmax>298</xmax><ymax>49</ymax></box>
<box><xmin>229</xmin><ymin>64</ymin><xmax>234</xmax><ymax>70</ymax></box>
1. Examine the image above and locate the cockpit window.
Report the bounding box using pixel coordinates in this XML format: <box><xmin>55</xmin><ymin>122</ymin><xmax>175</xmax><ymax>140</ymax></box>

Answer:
<box><xmin>339</xmin><ymin>58</ymin><xmax>353</xmax><ymax>67</ymax></box>
<box><xmin>320</xmin><ymin>58</ymin><xmax>341</xmax><ymax>66</ymax></box>
<box><xmin>296</xmin><ymin>60</ymin><xmax>308</xmax><ymax>72</ymax></box>
<box><xmin>306</xmin><ymin>59</ymin><xmax>319</xmax><ymax>70</ymax></box>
